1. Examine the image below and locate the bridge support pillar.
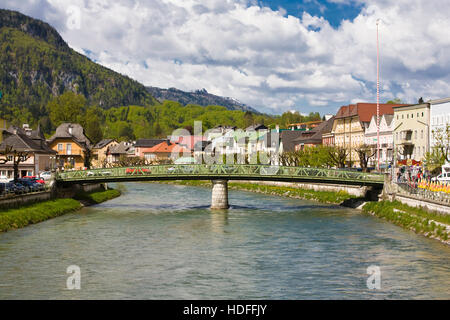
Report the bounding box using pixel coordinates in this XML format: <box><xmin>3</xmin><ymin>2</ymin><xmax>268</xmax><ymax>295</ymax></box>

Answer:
<box><xmin>211</xmin><ymin>180</ymin><xmax>229</xmax><ymax>210</ymax></box>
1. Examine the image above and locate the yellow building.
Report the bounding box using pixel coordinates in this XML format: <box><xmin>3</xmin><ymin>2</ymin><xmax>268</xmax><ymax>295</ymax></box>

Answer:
<box><xmin>48</xmin><ymin>123</ymin><xmax>92</xmax><ymax>170</ymax></box>
<box><xmin>332</xmin><ymin>103</ymin><xmax>407</xmax><ymax>167</ymax></box>
<box><xmin>393</xmin><ymin>103</ymin><xmax>430</xmax><ymax>163</ymax></box>
<box><xmin>91</xmin><ymin>139</ymin><xmax>118</xmax><ymax>168</ymax></box>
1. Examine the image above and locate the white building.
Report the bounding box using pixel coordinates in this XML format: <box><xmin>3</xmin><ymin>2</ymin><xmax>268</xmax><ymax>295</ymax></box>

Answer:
<box><xmin>364</xmin><ymin>114</ymin><xmax>394</xmax><ymax>167</ymax></box>
<box><xmin>429</xmin><ymin>97</ymin><xmax>450</xmax><ymax>151</ymax></box>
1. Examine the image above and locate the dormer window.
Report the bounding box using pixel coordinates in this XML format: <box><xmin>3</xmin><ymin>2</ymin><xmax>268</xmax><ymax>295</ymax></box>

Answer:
<box><xmin>68</xmin><ymin>127</ymin><xmax>73</xmax><ymax>135</ymax></box>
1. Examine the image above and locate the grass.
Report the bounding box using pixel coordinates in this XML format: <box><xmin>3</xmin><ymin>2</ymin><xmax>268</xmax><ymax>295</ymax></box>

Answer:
<box><xmin>0</xmin><ymin>198</ymin><xmax>82</xmax><ymax>232</ymax></box>
<box><xmin>157</xmin><ymin>180</ymin><xmax>355</xmax><ymax>204</ymax></box>
<box><xmin>0</xmin><ymin>188</ymin><xmax>122</xmax><ymax>232</ymax></box>
<box><xmin>362</xmin><ymin>201</ymin><xmax>450</xmax><ymax>242</ymax></box>
<box><xmin>73</xmin><ymin>188</ymin><xmax>121</xmax><ymax>204</ymax></box>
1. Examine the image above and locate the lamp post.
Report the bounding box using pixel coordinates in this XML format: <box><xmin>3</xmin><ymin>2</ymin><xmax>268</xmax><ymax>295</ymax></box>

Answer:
<box><xmin>376</xmin><ymin>19</ymin><xmax>381</xmax><ymax>172</ymax></box>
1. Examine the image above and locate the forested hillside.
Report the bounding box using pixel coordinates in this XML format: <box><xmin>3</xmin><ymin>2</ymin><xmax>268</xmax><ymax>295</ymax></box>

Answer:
<box><xmin>0</xmin><ymin>9</ymin><xmax>158</xmax><ymax>126</ymax></box>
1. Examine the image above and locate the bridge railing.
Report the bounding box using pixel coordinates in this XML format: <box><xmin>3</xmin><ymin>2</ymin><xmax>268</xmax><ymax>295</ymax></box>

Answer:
<box><xmin>55</xmin><ymin>164</ymin><xmax>384</xmax><ymax>184</ymax></box>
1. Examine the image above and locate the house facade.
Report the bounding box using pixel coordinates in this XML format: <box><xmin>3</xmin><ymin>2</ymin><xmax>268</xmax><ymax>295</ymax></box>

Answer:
<box><xmin>332</xmin><ymin>103</ymin><xmax>407</xmax><ymax>167</ymax></box>
<box><xmin>393</xmin><ymin>103</ymin><xmax>430</xmax><ymax>163</ymax></box>
<box><xmin>91</xmin><ymin>139</ymin><xmax>118</xmax><ymax>168</ymax></box>
<box><xmin>134</xmin><ymin>139</ymin><xmax>166</xmax><ymax>161</ymax></box>
<box><xmin>429</xmin><ymin>97</ymin><xmax>450</xmax><ymax>152</ymax></box>
<box><xmin>364</xmin><ymin>114</ymin><xmax>394</xmax><ymax>167</ymax></box>
<box><xmin>0</xmin><ymin>124</ymin><xmax>56</xmax><ymax>178</ymax></box>
<box><xmin>48</xmin><ymin>123</ymin><xmax>92</xmax><ymax>170</ymax></box>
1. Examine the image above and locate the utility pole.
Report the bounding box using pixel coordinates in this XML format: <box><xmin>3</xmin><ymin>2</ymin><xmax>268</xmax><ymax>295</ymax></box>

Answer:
<box><xmin>376</xmin><ymin>19</ymin><xmax>381</xmax><ymax>172</ymax></box>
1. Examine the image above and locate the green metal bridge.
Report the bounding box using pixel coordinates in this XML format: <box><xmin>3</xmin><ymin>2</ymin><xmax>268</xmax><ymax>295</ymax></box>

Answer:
<box><xmin>56</xmin><ymin>164</ymin><xmax>385</xmax><ymax>187</ymax></box>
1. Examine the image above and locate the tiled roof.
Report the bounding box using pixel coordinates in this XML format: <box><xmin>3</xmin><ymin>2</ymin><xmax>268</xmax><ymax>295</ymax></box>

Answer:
<box><xmin>280</xmin><ymin>130</ymin><xmax>303</xmax><ymax>152</ymax></box>
<box><xmin>94</xmin><ymin>139</ymin><xmax>115</xmax><ymax>149</ymax></box>
<box><xmin>48</xmin><ymin>123</ymin><xmax>92</xmax><ymax>149</ymax></box>
<box><xmin>0</xmin><ymin>130</ymin><xmax>56</xmax><ymax>154</ymax></box>
<box><xmin>134</xmin><ymin>139</ymin><xmax>166</xmax><ymax>148</ymax></box>
<box><xmin>147</xmin><ymin>141</ymin><xmax>190</xmax><ymax>154</ymax></box>
<box><xmin>108</xmin><ymin>141</ymin><xmax>132</xmax><ymax>154</ymax></box>
<box><xmin>335</xmin><ymin>103</ymin><xmax>409</xmax><ymax>122</ymax></box>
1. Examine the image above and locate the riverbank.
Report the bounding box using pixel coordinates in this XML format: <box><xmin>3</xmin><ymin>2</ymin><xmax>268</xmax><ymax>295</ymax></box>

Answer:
<box><xmin>362</xmin><ymin>201</ymin><xmax>450</xmax><ymax>245</ymax></box>
<box><xmin>0</xmin><ymin>188</ymin><xmax>121</xmax><ymax>232</ymax></box>
<box><xmin>156</xmin><ymin>180</ymin><xmax>356</xmax><ymax>204</ymax></box>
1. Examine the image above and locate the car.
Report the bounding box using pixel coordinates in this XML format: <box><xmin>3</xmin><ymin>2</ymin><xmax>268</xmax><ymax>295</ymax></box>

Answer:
<box><xmin>23</xmin><ymin>176</ymin><xmax>45</xmax><ymax>184</ymax></box>
<box><xmin>7</xmin><ymin>182</ymin><xmax>26</xmax><ymax>194</ymax></box>
<box><xmin>431</xmin><ymin>172</ymin><xmax>450</xmax><ymax>183</ymax></box>
<box><xmin>0</xmin><ymin>175</ymin><xmax>11</xmax><ymax>183</ymax></box>
<box><xmin>17</xmin><ymin>179</ymin><xmax>43</xmax><ymax>192</ymax></box>
<box><xmin>39</xmin><ymin>171</ymin><xmax>53</xmax><ymax>181</ymax></box>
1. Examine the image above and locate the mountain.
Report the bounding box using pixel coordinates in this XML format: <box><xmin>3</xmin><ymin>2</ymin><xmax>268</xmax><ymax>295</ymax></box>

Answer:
<box><xmin>146</xmin><ymin>86</ymin><xmax>259</xmax><ymax>113</ymax></box>
<box><xmin>0</xmin><ymin>9</ymin><xmax>158</xmax><ymax>121</ymax></box>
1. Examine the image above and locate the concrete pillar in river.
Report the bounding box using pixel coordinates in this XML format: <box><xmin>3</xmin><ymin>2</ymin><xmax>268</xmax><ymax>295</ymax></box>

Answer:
<box><xmin>211</xmin><ymin>179</ymin><xmax>229</xmax><ymax>209</ymax></box>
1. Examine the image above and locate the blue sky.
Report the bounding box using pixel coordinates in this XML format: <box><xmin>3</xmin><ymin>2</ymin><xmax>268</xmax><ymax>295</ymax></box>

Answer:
<box><xmin>1</xmin><ymin>0</ymin><xmax>449</xmax><ymax>115</ymax></box>
<box><xmin>259</xmin><ymin>0</ymin><xmax>364</xmax><ymax>28</ymax></box>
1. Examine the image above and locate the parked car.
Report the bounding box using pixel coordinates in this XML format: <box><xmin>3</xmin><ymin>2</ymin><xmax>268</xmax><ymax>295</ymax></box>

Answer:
<box><xmin>431</xmin><ymin>172</ymin><xmax>450</xmax><ymax>183</ymax></box>
<box><xmin>39</xmin><ymin>171</ymin><xmax>52</xmax><ymax>181</ymax></box>
<box><xmin>23</xmin><ymin>175</ymin><xmax>45</xmax><ymax>184</ymax></box>
<box><xmin>17</xmin><ymin>178</ymin><xmax>43</xmax><ymax>192</ymax></box>
<box><xmin>7</xmin><ymin>182</ymin><xmax>26</xmax><ymax>194</ymax></box>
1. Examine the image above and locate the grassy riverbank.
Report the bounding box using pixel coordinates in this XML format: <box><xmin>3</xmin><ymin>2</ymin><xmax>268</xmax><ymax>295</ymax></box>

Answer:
<box><xmin>157</xmin><ymin>180</ymin><xmax>355</xmax><ymax>204</ymax></box>
<box><xmin>74</xmin><ymin>188</ymin><xmax>122</xmax><ymax>205</ymax></box>
<box><xmin>0</xmin><ymin>188</ymin><xmax>121</xmax><ymax>233</ymax></box>
<box><xmin>362</xmin><ymin>201</ymin><xmax>450</xmax><ymax>243</ymax></box>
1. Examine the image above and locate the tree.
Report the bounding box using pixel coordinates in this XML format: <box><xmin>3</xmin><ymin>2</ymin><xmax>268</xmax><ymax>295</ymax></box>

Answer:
<box><xmin>386</xmin><ymin>98</ymin><xmax>403</xmax><ymax>104</ymax></box>
<box><xmin>0</xmin><ymin>145</ymin><xmax>31</xmax><ymax>181</ymax></box>
<box><xmin>47</xmin><ymin>91</ymin><xmax>87</xmax><ymax>127</ymax></box>
<box><xmin>85</xmin><ymin>116</ymin><xmax>103</xmax><ymax>145</ymax></box>
<box><xmin>355</xmin><ymin>144</ymin><xmax>376</xmax><ymax>172</ymax></box>
<box><xmin>431</xmin><ymin>123</ymin><xmax>450</xmax><ymax>163</ymax></box>
<box><xmin>328</xmin><ymin>146</ymin><xmax>348</xmax><ymax>168</ymax></box>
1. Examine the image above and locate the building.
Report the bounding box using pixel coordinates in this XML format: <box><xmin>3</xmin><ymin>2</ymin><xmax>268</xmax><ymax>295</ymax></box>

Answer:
<box><xmin>393</xmin><ymin>103</ymin><xmax>430</xmax><ymax>163</ymax></box>
<box><xmin>293</xmin><ymin>117</ymin><xmax>335</xmax><ymax>150</ymax></box>
<box><xmin>48</xmin><ymin>123</ymin><xmax>92</xmax><ymax>170</ymax></box>
<box><xmin>332</xmin><ymin>103</ymin><xmax>408</xmax><ymax>167</ymax></box>
<box><xmin>106</xmin><ymin>141</ymin><xmax>134</xmax><ymax>164</ymax></box>
<box><xmin>322</xmin><ymin>116</ymin><xmax>335</xmax><ymax>146</ymax></box>
<box><xmin>134</xmin><ymin>139</ymin><xmax>166</xmax><ymax>159</ymax></box>
<box><xmin>91</xmin><ymin>139</ymin><xmax>118</xmax><ymax>168</ymax></box>
<box><xmin>0</xmin><ymin>124</ymin><xmax>56</xmax><ymax>178</ymax></box>
<box><xmin>143</xmin><ymin>140</ymin><xmax>190</xmax><ymax>162</ymax></box>
<box><xmin>287</xmin><ymin>120</ymin><xmax>322</xmax><ymax>131</ymax></box>
<box><xmin>279</xmin><ymin>129</ymin><xmax>304</xmax><ymax>153</ymax></box>
<box><xmin>364</xmin><ymin>114</ymin><xmax>394</xmax><ymax>167</ymax></box>
<box><xmin>429</xmin><ymin>97</ymin><xmax>450</xmax><ymax>152</ymax></box>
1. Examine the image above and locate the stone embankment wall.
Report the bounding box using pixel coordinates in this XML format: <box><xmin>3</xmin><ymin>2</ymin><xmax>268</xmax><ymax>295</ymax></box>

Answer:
<box><xmin>238</xmin><ymin>180</ymin><xmax>369</xmax><ymax>197</ymax></box>
<box><xmin>0</xmin><ymin>183</ymin><xmax>106</xmax><ymax>209</ymax></box>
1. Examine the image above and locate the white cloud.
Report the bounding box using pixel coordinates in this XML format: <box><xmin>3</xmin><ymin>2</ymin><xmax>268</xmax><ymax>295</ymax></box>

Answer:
<box><xmin>1</xmin><ymin>0</ymin><xmax>449</xmax><ymax>114</ymax></box>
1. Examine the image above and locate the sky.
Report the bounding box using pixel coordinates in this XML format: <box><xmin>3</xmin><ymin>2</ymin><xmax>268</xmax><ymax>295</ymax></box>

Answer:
<box><xmin>1</xmin><ymin>0</ymin><xmax>449</xmax><ymax>115</ymax></box>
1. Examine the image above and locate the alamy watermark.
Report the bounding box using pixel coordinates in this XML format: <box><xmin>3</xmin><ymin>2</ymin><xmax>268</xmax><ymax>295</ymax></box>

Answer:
<box><xmin>366</xmin><ymin>265</ymin><xmax>381</xmax><ymax>290</ymax></box>
<box><xmin>66</xmin><ymin>265</ymin><xmax>81</xmax><ymax>290</ymax></box>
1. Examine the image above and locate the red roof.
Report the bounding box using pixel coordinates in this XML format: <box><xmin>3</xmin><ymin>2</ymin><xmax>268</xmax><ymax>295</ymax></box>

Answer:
<box><xmin>147</xmin><ymin>141</ymin><xmax>190</xmax><ymax>154</ymax></box>
<box><xmin>335</xmin><ymin>103</ymin><xmax>410</xmax><ymax>122</ymax></box>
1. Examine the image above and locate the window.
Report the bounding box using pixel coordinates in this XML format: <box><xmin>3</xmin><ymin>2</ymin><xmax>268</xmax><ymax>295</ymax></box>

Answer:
<box><xmin>415</xmin><ymin>130</ymin><xmax>417</xmax><ymax>139</ymax></box>
<box><xmin>422</xmin><ymin>146</ymin><xmax>425</xmax><ymax>155</ymax></box>
<box><xmin>402</xmin><ymin>115</ymin><xmax>404</xmax><ymax>119</ymax></box>
<box><xmin>417</xmin><ymin>112</ymin><xmax>419</xmax><ymax>117</ymax></box>
<box><xmin>66</xmin><ymin>143</ymin><xmax>72</xmax><ymax>155</ymax></box>
<box><xmin>397</xmin><ymin>115</ymin><xmax>399</xmax><ymax>120</ymax></box>
<box><xmin>422</xmin><ymin>112</ymin><xmax>424</xmax><ymax>117</ymax></box>
<box><xmin>57</xmin><ymin>143</ymin><xmax>63</xmax><ymax>151</ymax></box>
<box><xmin>421</xmin><ymin>130</ymin><xmax>423</xmax><ymax>139</ymax></box>
<box><xmin>407</xmin><ymin>114</ymin><xmax>409</xmax><ymax>119</ymax></box>
<box><xmin>411</xmin><ymin>113</ymin><xmax>413</xmax><ymax>118</ymax></box>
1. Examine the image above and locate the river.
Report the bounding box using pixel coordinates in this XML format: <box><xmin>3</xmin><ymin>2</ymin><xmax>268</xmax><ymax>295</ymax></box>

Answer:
<box><xmin>0</xmin><ymin>182</ymin><xmax>449</xmax><ymax>299</ymax></box>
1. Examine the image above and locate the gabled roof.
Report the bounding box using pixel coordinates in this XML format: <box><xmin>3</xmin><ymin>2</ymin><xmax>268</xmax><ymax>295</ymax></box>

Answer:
<box><xmin>93</xmin><ymin>139</ymin><xmax>116</xmax><ymax>149</ymax></box>
<box><xmin>147</xmin><ymin>141</ymin><xmax>190</xmax><ymax>154</ymax></box>
<box><xmin>335</xmin><ymin>103</ymin><xmax>408</xmax><ymax>122</ymax></box>
<box><xmin>134</xmin><ymin>139</ymin><xmax>166</xmax><ymax>148</ymax></box>
<box><xmin>245</xmin><ymin>124</ymin><xmax>268</xmax><ymax>131</ymax></box>
<box><xmin>108</xmin><ymin>141</ymin><xmax>133</xmax><ymax>155</ymax></box>
<box><xmin>0</xmin><ymin>129</ymin><xmax>56</xmax><ymax>154</ymax></box>
<box><xmin>280</xmin><ymin>130</ymin><xmax>303</xmax><ymax>152</ymax></box>
<box><xmin>48</xmin><ymin>123</ymin><xmax>92</xmax><ymax>149</ymax></box>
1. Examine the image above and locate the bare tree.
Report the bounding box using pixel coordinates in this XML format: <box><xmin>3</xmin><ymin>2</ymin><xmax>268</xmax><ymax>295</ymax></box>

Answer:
<box><xmin>0</xmin><ymin>145</ymin><xmax>31</xmax><ymax>181</ymax></box>
<box><xmin>355</xmin><ymin>144</ymin><xmax>376</xmax><ymax>172</ymax></box>
<box><xmin>328</xmin><ymin>146</ymin><xmax>348</xmax><ymax>168</ymax></box>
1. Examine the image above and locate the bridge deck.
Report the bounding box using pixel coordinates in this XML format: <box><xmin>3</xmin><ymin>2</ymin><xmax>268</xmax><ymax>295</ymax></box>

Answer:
<box><xmin>56</xmin><ymin>164</ymin><xmax>385</xmax><ymax>187</ymax></box>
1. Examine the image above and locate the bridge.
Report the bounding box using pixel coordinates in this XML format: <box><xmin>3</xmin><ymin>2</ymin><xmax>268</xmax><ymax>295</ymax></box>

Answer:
<box><xmin>56</xmin><ymin>164</ymin><xmax>385</xmax><ymax>209</ymax></box>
